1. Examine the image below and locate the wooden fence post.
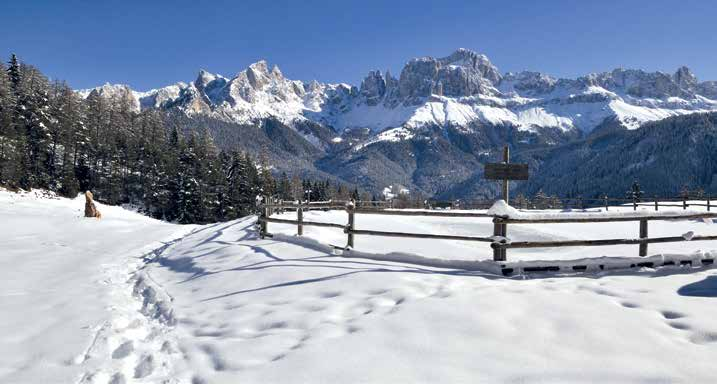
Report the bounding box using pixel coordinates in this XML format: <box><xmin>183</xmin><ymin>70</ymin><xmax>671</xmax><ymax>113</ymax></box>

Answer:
<box><xmin>297</xmin><ymin>205</ymin><xmax>304</xmax><ymax>236</ymax></box>
<box><xmin>492</xmin><ymin>217</ymin><xmax>507</xmax><ymax>261</ymax></box>
<box><xmin>639</xmin><ymin>219</ymin><xmax>648</xmax><ymax>256</ymax></box>
<box><xmin>604</xmin><ymin>195</ymin><xmax>609</xmax><ymax>211</ymax></box>
<box><xmin>654</xmin><ymin>196</ymin><xmax>658</xmax><ymax>211</ymax></box>
<box><xmin>346</xmin><ymin>200</ymin><xmax>355</xmax><ymax>249</ymax></box>
<box><xmin>683</xmin><ymin>196</ymin><xmax>688</xmax><ymax>210</ymax></box>
<box><xmin>633</xmin><ymin>197</ymin><xmax>637</xmax><ymax>211</ymax></box>
<box><xmin>259</xmin><ymin>197</ymin><xmax>268</xmax><ymax>238</ymax></box>
<box><xmin>708</xmin><ymin>196</ymin><xmax>711</xmax><ymax>212</ymax></box>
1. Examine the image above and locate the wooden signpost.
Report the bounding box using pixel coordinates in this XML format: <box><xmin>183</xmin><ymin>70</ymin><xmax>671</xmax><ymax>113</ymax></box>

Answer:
<box><xmin>484</xmin><ymin>146</ymin><xmax>529</xmax><ymax>204</ymax></box>
<box><xmin>484</xmin><ymin>146</ymin><xmax>529</xmax><ymax>261</ymax></box>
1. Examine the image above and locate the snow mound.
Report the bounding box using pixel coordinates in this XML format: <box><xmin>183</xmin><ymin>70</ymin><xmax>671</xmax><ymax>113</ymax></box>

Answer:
<box><xmin>486</xmin><ymin>199</ymin><xmax>519</xmax><ymax>217</ymax></box>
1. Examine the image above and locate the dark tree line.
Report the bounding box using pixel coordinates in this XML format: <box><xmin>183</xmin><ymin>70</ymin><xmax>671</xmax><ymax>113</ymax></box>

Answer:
<box><xmin>0</xmin><ymin>55</ymin><xmax>360</xmax><ymax>223</ymax></box>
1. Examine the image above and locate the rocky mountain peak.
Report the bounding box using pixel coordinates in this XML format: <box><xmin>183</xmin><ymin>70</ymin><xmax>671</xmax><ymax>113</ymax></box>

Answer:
<box><xmin>438</xmin><ymin>48</ymin><xmax>502</xmax><ymax>84</ymax></box>
<box><xmin>85</xmin><ymin>83</ymin><xmax>140</xmax><ymax>111</ymax></box>
<box><xmin>360</xmin><ymin>70</ymin><xmax>387</xmax><ymax>106</ymax></box>
<box><xmin>195</xmin><ymin>69</ymin><xmax>217</xmax><ymax>89</ymax></box>
<box><xmin>674</xmin><ymin>66</ymin><xmax>697</xmax><ymax>89</ymax></box>
<box><xmin>271</xmin><ymin>64</ymin><xmax>284</xmax><ymax>79</ymax></box>
<box><xmin>499</xmin><ymin>71</ymin><xmax>558</xmax><ymax>96</ymax></box>
<box><xmin>245</xmin><ymin>60</ymin><xmax>271</xmax><ymax>89</ymax></box>
<box><xmin>396</xmin><ymin>49</ymin><xmax>501</xmax><ymax>104</ymax></box>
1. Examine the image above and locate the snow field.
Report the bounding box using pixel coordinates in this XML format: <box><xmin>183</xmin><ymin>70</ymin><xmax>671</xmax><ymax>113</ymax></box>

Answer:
<box><xmin>0</xmin><ymin>190</ymin><xmax>191</xmax><ymax>383</ymax></box>
<box><xmin>3</xmin><ymin>191</ymin><xmax>717</xmax><ymax>383</ymax></box>
<box><xmin>147</xmin><ymin>214</ymin><xmax>717</xmax><ymax>383</ymax></box>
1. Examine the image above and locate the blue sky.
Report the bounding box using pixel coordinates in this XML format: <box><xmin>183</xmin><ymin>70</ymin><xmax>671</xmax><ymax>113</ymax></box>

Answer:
<box><xmin>2</xmin><ymin>0</ymin><xmax>715</xmax><ymax>90</ymax></box>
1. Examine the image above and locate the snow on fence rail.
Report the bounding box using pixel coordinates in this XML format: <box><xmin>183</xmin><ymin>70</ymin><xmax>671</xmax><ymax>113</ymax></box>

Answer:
<box><xmin>257</xmin><ymin>198</ymin><xmax>717</xmax><ymax>273</ymax></box>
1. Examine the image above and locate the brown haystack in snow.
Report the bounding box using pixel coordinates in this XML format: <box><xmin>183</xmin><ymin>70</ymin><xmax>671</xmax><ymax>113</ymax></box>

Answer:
<box><xmin>84</xmin><ymin>191</ymin><xmax>102</xmax><ymax>219</ymax></box>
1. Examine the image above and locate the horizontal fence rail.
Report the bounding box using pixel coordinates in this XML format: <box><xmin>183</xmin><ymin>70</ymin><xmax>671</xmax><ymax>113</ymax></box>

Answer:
<box><xmin>354</xmin><ymin>209</ymin><xmax>493</xmax><ymax>218</ymax></box>
<box><xmin>347</xmin><ymin>228</ymin><xmax>494</xmax><ymax>243</ymax></box>
<box><xmin>494</xmin><ymin>212</ymin><xmax>717</xmax><ymax>224</ymax></box>
<box><xmin>492</xmin><ymin>235</ymin><xmax>717</xmax><ymax>250</ymax></box>
<box><xmin>257</xmin><ymin>196</ymin><xmax>717</xmax><ymax>268</ymax></box>
<box><xmin>262</xmin><ymin>216</ymin><xmax>346</xmax><ymax>229</ymax></box>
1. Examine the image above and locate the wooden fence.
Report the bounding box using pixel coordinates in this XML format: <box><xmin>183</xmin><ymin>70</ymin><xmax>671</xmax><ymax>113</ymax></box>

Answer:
<box><xmin>258</xmin><ymin>198</ymin><xmax>717</xmax><ymax>267</ymax></box>
<box><xmin>439</xmin><ymin>195</ymin><xmax>713</xmax><ymax>211</ymax></box>
<box><xmin>277</xmin><ymin>194</ymin><xmax>713</xmax><ymax>212</ymax></box>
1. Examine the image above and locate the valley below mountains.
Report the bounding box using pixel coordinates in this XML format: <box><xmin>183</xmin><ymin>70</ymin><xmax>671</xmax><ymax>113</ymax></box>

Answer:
<box><xmin>80</xmin><ymin>49</ymin><xmax>717</xmax><ymax>199</ymax></box>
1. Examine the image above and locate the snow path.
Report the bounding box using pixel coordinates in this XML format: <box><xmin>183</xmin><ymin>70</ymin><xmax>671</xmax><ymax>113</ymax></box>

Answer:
<box><xmin>0</xmin><ymin>191</ymin><xmax>191</xmax><ymax>384</ymax></box>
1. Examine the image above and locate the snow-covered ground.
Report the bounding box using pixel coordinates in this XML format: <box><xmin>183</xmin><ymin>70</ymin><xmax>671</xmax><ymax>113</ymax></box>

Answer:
<box><xmin>0</xmin><ymin>190</ymin><xmax>192</xmax><ymax>383</ymax></box>
<box><xmin>2</xmin><ymin>191</ymin><xmax>717</xmax><ymax>383</ymax></box>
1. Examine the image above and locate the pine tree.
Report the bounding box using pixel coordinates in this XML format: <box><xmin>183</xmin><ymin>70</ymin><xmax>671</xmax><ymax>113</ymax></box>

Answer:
<box><xmin>194</xmin><ymin>128</ymin><xmax>222</xmax><ymax>222</ymax></box>
<box><xmin>326</xmin><ymin>180</ymin><xmax>337</xmax><ymax>201</ymax></box>
<box><xmin>176</xmin><ymin>134</ymin><xmax>202</xmax><ymax>223</ymax></box>
<box><xmin>47</xmin><ymin>81</ymin><xmax>79</xmax><ymax>194</ymax></box>
<box><xmin>84</xmin><ymin>90</ymin><xmax>110</xmax><ymax>194</ymax></box>
<box><xmin>237</xmin><ymin>152</ymin><xmax>259</xmax><ymax>216</ymax></box>
<box><xmin>216</xmin><ymin>150</ymin><xmax>234</xmax><ymax>220</ymax></box>
<box><xmin>257</xmin><ymin>146</ymin><xmax>274</xmax><ymax>197</ymax></box>
<box><xmin>277</xmin><ymin>172</ymin><xmax>291</xmax><ymax>200</ymax></box>
<box><xmin>161</xmin><ymin>125</ymin><xmax>182</xmax><ymax>221</ymax></box>
<box><xmin>549</xmin><ymin>195</ymin><xmax>563</xmax><ymax>209</ymax></box>
<box><xmin>7</xmin><ymin>54</ymin><xmax>20</xmax><ymax>90</ymax></box>
<box><xmin>336</xmin><ymin>184</ymin><xmax>348</xmax><ymax>200</ymax></box>
<box><xmin>288</xmin><ymin>175</ymin><xmax>301</xmax><ymax>201</ymax></box>
<box><xmin>0</xmin><ymin>60</ymin><xmax>18</xmax><ymax>186</ymax></box>
<box><xmin>302</xmin><ymin>179</ymin><xmax>311</xmax><ymax>202</ymax></box>
<box><xmin>107</xmin><ymin>90</ymin><xmax>135</xmax><ymax>204</ymax></box>
<box><xmin>626</xmin><ymin>180</ymin><xmax>643</xmax><ymax>202</ymax></box>
<box><xmin>311</xmin><ymin>180</ymin><xmax>322</xmax><ymax>201</ymax></box>
<box><xmin>14</xmin><ymin>62</ymin><xmax>53</xmax><ymax>189</ymax></box>
<box><xmin>134</xmin><ymin>110</ymin><xmax>171</xmax><ymax>217</ymax></box>
<box><xmin>52</xmin><ymin>82</ymin><xmax>84</xmax><ymax>197</ymax></box>
<box><xmin>534</xmin><ymin>190</ymin><xmax>549</xmax><ymax>209</ymax></box>
<box><xmin>514</xmin><ymin>193</ymin><xmax>529</xmax><ymax>209</ymax></box>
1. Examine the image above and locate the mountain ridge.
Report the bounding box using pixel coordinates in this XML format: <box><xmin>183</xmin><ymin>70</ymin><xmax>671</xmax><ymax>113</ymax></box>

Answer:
<box><xmin>78</xmin><ymin>48</ymin><xmax>717</xmax><ymax>140</ymax></box>
<box><xmin>76</xmin><ymin>49</ymin><xmax>717</xmax><ymax>198</ymax></box>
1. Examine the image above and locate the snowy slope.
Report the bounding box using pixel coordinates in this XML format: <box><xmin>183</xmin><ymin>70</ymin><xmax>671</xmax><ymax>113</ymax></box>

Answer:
<box><xmin>0</xmin><ymin>190</ymin><xmax>190</xmax><ymax>384</ymax></box>
<box><xmin>4</xmin><ymin>190</ymin><xmax>717</xmax><ymax>383</ymax></box>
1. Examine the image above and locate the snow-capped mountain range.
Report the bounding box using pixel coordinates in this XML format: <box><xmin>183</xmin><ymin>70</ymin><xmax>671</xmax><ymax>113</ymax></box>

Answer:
<box><xmin>76</xmin><ymin>48</ymin><xmax>717</xmax><ymax>199</ymax></box>
<box><xmin>79</xmin><ymin>48</ymin><xmax>717</xmax><ymax>144</ymax></box>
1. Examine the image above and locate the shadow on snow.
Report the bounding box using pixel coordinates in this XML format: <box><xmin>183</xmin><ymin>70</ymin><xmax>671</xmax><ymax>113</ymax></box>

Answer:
<box><xmin>144</xmin><ymin>215</ymin><xmax>717</xmax><ymax>302</ymax></box>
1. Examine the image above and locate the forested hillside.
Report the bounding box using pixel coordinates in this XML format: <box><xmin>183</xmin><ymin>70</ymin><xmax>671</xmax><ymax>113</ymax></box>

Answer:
<box><xmin>518</xmin><ymin>113</ymin><xmax>717</xmax><ymax>198</ymax></box>
<box><xmin>0</xmin><ymin>55</ymin><xmax>361</xmax><ymax>223</ymax></box>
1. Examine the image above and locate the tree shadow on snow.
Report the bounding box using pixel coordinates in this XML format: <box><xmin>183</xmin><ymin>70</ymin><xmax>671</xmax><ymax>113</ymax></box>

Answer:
<box><xmin>199</xmin><ymin>266</ymin><xmax>495</xmax><ymax>302</ymax></box>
